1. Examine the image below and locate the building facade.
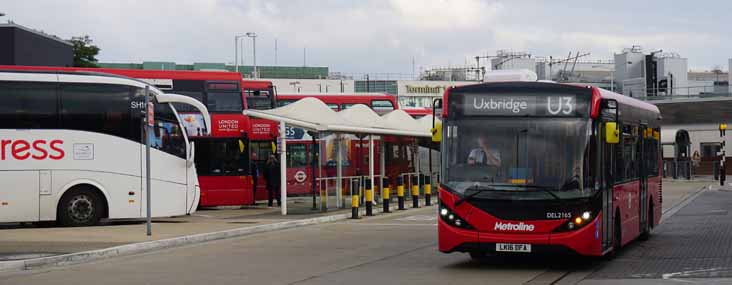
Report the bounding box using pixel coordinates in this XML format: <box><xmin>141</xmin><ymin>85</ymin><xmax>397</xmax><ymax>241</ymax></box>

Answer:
<box><xmin>0</xmin><ymin>23</ymin><xmax>72</xmax><ymax>67</ymax></box>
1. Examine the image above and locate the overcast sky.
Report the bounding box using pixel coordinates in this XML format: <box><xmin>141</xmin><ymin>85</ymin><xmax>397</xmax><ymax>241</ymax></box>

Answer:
<box><xmin>3</xmin><ymin>0</ymin><xmax>730</xmax><ymax>74</ymax></box>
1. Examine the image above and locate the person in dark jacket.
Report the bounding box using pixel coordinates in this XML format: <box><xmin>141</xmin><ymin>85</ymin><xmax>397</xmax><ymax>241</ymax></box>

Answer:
<box><xmin>250</xmin><ymin>152</ymin><xmax>259</xmax><ymax>205</ymax></box>
<box><xmin>264</xmin><ymin>155</ymin><xmax>282</xmax><ymax>207</ymax></box>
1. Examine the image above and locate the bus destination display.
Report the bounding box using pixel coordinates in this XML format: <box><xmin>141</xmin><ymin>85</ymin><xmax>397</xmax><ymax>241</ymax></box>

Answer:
<box><xmin>462</xmin><ymin>94</ymin><xmax>581</xmax><ymax>117</ymax></box>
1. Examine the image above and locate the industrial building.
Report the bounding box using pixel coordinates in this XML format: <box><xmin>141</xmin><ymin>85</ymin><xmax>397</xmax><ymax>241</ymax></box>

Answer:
<box><xmin>0</xmin><ymin>22</ymin><xmax>72</xmax><ymax>66</ymax></box>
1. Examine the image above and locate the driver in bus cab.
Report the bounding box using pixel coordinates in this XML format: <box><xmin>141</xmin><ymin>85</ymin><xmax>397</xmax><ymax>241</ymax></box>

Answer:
<box><xmin>467</xmin><ymin>135</ymin><xmax>501</xmax><ymax>167</ymax></box>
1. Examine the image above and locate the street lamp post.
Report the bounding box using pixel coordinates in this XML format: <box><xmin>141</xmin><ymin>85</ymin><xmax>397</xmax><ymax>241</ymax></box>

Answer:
<box><xmin>234</xmin><ymin>34</ymin><xmax>246</xmax><ymax>74</ymax></box>
<box><xmin>246</xmin><ymin>32</ymin><xmax>258</xmax><ymax>78</ymax></box>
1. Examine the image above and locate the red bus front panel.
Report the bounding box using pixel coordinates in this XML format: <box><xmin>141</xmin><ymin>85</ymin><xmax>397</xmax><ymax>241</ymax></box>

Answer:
<box><xmin>438</xmin><ymin>189</ymin><xmax>604</xmax><ymax>256</ymax></box>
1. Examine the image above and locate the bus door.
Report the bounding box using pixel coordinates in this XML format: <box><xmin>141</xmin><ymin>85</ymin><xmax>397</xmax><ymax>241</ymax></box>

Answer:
<box><xmin>600</xmin><ymin>120</ymin><xmax>614</xmax><ymax>252</ymax></box>
<box><xmin>638</xmin><ymin>123</ymin><xmax>649</xmax><ymax>234</ymax></box>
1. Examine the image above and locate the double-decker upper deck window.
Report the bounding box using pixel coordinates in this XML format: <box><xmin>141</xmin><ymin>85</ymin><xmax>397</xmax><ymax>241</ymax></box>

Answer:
<box><xmin>0</xmin><ymin>81</ymin><xmax>58</xmax><ymax>129</ymax></box>
<box><xmin>245</xmin><ymin>90</ymin><xmax>274</xmax><ymax>110</ymax></box>
<box><xmin>207</xmin><ymin>92</ymin><xmax>242</xmax><ymax>112</ymax></box>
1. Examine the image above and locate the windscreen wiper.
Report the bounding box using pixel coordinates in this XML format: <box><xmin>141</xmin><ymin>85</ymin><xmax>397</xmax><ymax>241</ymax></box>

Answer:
<box><xmin>454</xmin><ymin>185</ymin><xmax>494</xmax><ymax>206</ymax></box>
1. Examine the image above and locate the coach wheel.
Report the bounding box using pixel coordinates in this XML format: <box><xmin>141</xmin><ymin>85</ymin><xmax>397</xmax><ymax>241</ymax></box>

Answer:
<box><xmin>58</xmin><ymin>187</ymin><xmax>105</xmax><ymax>227</ymax></box>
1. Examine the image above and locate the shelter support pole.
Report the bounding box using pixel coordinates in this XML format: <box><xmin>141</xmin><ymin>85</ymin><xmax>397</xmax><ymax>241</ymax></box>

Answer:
<box><xmin>280</xmin><ymin>121</ymin><xmax>287</xmax><ymax>215</ymax></box>
<box><xmin>367</xmin><ymin>135</ymin><xmax>375</xmax><ymax>215</ymax></box>
<box><xmin>380</xmin><ymin>140</ymin><xmax>386</xmax><ymax>210</ymax></box>
<box><xmin>311</xmin><ymin>134</ymin><xmax>317</xmax><ymax>210</ymax></box>
<box><xmin>336</xmin><ymin>135</ymin><xmax>343</xmax><ymax>208</ymax></box>
<box><xmin>424</xmin><ymin>175</ymin><xmax>432</xmax><ymax>206</ymax></box>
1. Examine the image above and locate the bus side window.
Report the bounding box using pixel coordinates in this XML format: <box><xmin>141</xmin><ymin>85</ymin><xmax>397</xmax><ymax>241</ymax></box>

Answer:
<box><xmin>371</xmin><ymin>100</ymin><xmax>395</xmax><ymax>112</ymax></box>
<box><xmin>0</xmin><ymin>81</ymin><xmax>58</xmax><ymax>129</ymax></box>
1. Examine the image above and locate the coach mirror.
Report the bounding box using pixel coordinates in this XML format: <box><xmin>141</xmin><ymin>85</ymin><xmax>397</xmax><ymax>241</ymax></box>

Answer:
<box><xmin>187</xmin><ymin>142</ymin><xmax>196</xmax><ymax>167</ymax></box>
<box><xmin>603</xmin><ymin>99</ymin><xmax>620</xmax><ymax>144</ymax></box>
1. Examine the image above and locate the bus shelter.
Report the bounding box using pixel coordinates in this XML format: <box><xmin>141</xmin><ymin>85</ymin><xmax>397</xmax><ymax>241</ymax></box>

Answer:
<box><xmin>244</xmin><ymin>98</ymin><xmax>432</xmax><ymax>215</ymax></box>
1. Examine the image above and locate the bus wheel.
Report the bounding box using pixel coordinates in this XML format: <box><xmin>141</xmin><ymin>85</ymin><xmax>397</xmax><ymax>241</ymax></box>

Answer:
<box><xmin>58</xmin><ymin>186</ymin><xmax>104</xmax><ymax>227</ymax></box>
<box><xmin>639</xmin><ymin>202</ymin><xmax>653</xmax><ymax>241</ymax></box>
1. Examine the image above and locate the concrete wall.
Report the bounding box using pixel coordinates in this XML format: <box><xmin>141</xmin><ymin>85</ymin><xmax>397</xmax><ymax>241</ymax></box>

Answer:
<box><xmin>0</xmin><ymin>25</ymin><xmax>72</xmax><ymax>67</ymax></box>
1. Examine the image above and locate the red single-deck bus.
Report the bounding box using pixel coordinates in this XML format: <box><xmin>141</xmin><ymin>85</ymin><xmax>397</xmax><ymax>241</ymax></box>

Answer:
<box><xmin>1</xmin><ymin>66</ymin><xmax>256</xmax><ymax>207</ymax></box>
<box><xmin>275</xmin><ymin>93</ymin><xmax>412</xmax><ymax>195</ymax></box>
<box><xmin>437</xmin><ymin>81</ymin><xmax>661</xmax><ymax>258</ymax></box>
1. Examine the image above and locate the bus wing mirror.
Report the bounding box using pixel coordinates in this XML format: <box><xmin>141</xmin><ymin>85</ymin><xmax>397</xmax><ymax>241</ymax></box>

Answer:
<box><xmin>431</xmin><ymin>121</ymin><xmax>442</xmax><ymax>143</ymax></box>
<box><xmin>605</xmin><ymin>122</ymin><xmax>620</xmax><ymax>144</ymax></box>
<box><xmin>187</xmin><ymin>142</ymin><xmax>195</xmax><ymax>167</ymax></box>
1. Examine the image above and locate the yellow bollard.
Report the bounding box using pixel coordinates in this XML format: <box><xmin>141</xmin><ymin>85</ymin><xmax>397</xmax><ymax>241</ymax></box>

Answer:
<box><xmin>397</xmin><ymin>176</ymin><xmax>406</xmax><ymax>210</ymax></box>
<box><xmin>365</xmin><ymin>178</ymin><xmax>373</xmax><ymax>216</ymax></box>
<box><xmin>411</xmin><ymin>175</ymin><xmax>419</xmax><ymax>208</ymax></box>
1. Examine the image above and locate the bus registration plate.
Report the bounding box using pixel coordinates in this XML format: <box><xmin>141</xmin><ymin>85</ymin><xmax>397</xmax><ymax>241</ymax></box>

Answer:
<box><xmin>496</xmin><ymin>243</ymin><xmax>531</xmax><ymax>253</ymax></box>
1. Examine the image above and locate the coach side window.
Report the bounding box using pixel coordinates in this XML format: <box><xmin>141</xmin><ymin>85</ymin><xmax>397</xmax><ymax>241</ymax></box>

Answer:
<box><xmin>0</xmin><ymin>81</ymin><xmax>58</xmax><ymax>129</ymax></box>
<box><xmin>60</xmin><ymin>83</ymin><xmax>134</xmax><ymax>140</ymax></box>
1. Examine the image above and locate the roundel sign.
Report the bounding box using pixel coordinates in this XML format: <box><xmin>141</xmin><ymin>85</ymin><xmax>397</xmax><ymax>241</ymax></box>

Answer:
<box><xmin>294</xmin><ymin>171</ymin><xmax>307</xmax><ymax>183</ymax></box>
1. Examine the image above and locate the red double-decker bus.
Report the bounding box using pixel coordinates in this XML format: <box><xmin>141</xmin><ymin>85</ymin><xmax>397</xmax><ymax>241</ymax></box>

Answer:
<box><xmin>275</xmin><ymin>93</ymin><xmax>412</xmax><ymax>195</ymax></box>
<box><xmin>437</xmin><ymin>81</ymin><xmax>661</xmax><ymax>258</ymax></box>
<box><xmin>1</xmin><ymin>66</ymin><xmax>256</xmax><ymax>207</ymax></box>
<box><xmin>241</xmin><ymin>80</ymin><xmax>279</xmax><ymax>201</ymax></box>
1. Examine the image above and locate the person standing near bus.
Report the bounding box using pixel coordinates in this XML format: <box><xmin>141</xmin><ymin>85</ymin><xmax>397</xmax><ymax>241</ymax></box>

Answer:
<box><xmin>264</xmin><ymin>155</ymin><xmax>282</xmax><ymax>207</ymax></box>
<box><xmin>251</xmin><ymin>152</ymin><xmax>259</xmax><ymax>205</ymax></box>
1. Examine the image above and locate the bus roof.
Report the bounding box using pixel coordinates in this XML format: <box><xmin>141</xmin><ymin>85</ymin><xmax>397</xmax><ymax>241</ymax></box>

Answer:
<box><xmin>241</xmin><ymin>80</ymin><xmax>273</xmax><ymax>90</ymax></box>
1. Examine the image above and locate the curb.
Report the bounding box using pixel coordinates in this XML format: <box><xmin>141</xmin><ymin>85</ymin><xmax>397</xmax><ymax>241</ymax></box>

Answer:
<box><xmin>660</xmin><ymin>184</ymin><xmax>710</xmax><ymax>223</ymax></box>
<box><xmin>0</xmin><ymin>200</ymin><xmax>435</xmax><ymax>272</ymax></box>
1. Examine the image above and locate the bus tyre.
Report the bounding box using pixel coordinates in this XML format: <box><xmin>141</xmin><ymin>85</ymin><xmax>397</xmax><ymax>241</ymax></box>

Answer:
<box><xmin>639</xmin><ymin>202</ymin><xmax>653</xmax><ymax>241</ymax></box>
<box><xmin>58</xmin><ymin>187</ymin><xmax>104</xmax><ymax>227</ymax></box>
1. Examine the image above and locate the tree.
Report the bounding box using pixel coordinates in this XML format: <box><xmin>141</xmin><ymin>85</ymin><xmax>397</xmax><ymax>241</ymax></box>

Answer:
<box><xmin>69</xmin><ymin>35</ymin><xmax>100</xmax><ymax>67</ymax></box>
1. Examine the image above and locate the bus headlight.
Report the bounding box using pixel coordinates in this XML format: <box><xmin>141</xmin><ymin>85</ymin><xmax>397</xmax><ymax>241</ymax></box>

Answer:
<box><xmin>555</xmin><ymin>210</ymin><xmax>594</xmax><ymax>232</ymax></box>
<box><xmin>439</xmin><ymin>203</ymin><xmax>474</xmax><ymax>230</ymax></box>
<box><xmin>581</xmin><ymin>211</ymin><xmax>591</xmax><ymax>220</ymax></box>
